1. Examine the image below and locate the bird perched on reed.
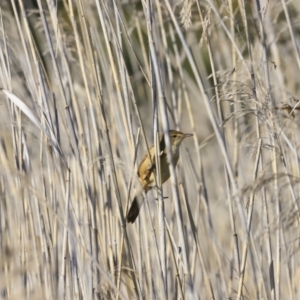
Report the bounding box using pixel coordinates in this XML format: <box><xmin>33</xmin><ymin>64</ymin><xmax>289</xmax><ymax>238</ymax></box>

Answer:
<box><xmin>126</xmin><ymin>130</ymin><xmax>193</xmax><ymax>223</ymax></box>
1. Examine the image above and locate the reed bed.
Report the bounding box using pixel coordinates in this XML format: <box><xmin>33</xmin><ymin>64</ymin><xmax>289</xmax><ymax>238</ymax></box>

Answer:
<box><xmin>0</xmin><ymin>0</ymin><xmax>300</xmax><ymax>299</ymax></box>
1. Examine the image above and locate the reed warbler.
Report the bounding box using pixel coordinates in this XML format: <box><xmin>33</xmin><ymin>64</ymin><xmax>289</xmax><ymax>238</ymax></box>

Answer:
<box><xmin>126</xmin><ymin>130</ymin><xmax>193</xmax><ymax>223</ymax></box>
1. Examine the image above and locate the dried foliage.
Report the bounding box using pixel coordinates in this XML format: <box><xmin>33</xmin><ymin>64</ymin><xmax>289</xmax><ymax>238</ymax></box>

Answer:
<box><xmin>0</xmin><ymin>0</ymin><xmax>300</xmax><ymax>299</ymax></box>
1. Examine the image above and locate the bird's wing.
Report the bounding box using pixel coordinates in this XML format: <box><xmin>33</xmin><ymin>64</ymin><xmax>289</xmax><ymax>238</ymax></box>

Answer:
<box><xmin>138</xmin><ymin>133</ymin><xmax>166</xmax><ymax>181</ymax></box>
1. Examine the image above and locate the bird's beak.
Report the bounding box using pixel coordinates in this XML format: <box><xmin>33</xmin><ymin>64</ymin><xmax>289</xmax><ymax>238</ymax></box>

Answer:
<box><xmin>183</xmin><ymin>133</ymin><xmax>193</xmax><ymax>139</ymax></box>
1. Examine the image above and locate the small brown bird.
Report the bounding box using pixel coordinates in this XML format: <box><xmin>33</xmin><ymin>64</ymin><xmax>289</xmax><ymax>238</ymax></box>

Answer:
<box><xmin>126</xmin><ymin>130</ymin><xmax>193</xmax><ymax>223</ymax></box>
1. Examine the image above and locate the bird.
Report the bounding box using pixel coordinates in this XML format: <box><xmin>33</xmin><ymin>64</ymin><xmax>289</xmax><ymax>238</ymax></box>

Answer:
<box><xmin>126</xmin><ymin>129</ymin><xmax>193</xmax><ymax>223</ymax></box>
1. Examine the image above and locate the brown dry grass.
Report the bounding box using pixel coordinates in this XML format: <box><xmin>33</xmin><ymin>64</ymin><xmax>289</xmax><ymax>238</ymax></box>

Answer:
<box><xmin>0</xmin><ymin>0</ymin><xmax>300</xmax><ymax>299</ymax></box>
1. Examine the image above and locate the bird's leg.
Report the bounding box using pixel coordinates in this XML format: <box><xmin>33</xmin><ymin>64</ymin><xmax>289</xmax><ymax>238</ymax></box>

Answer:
<box><xmin>145</xmin><ymin>150</ymin><xmax>164</xmax><ymax>179</ymax></box>
<box><xmin>154</xmin><ymin>196</ymin><xmax>169</xmax><ymax>201</ymax></box>
<box><xmin>142</xmin><ymin>162</ymin><xmax>155</xmax><ymax>181</ymax></box>
<box><xmin>147</xmin><ymin>162</ymin><xmax>155</xmax><ymax>172</ymax></box>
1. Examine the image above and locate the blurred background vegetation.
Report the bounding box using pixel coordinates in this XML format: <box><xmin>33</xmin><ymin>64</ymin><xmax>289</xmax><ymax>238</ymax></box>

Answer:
<box><xmin>0</xmin><ymin>0</ymin><xmax>300</xmax><ymax>299</ymax></box>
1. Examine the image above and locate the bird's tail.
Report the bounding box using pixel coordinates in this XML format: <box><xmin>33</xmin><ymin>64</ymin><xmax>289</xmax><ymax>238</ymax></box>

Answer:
<box><xmin>126</xmin><ymin>192</ymin><xmax>145</xmax><ymax>223</ymax></box>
